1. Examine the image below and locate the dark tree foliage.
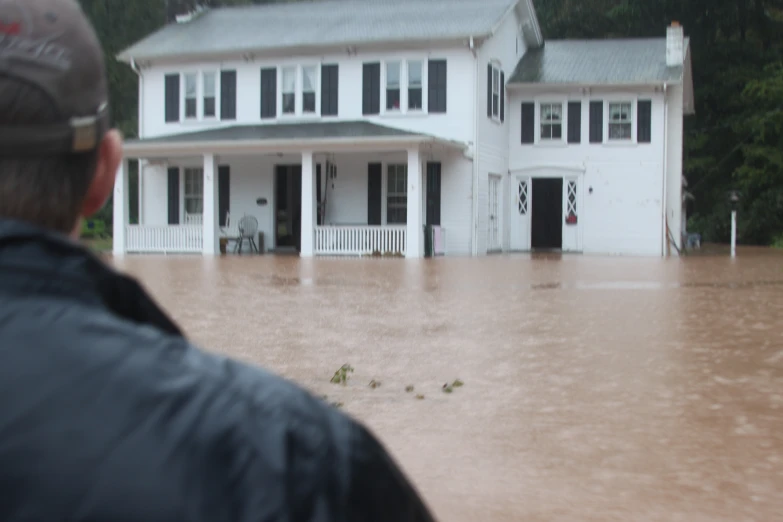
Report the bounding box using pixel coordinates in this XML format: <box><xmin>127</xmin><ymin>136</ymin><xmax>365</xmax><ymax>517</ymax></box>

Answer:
<box><xmin>80</xmin><ymin>0</ymin><xmax>783</xmax><ymax>245</ymax></box>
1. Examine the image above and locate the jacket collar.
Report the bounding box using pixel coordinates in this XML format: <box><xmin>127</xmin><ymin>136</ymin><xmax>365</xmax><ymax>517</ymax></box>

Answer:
<box><xmin>0</xmin><ymin>218</ymin><xmax>184</xmax><ymax>338</ymax></box>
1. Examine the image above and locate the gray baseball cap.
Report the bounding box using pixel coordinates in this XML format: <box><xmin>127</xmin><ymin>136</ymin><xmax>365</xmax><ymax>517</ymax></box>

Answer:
<box><xmin>0</xmin><ymin>0</ymin><xmax>110</xmax><ymax>155</ymax></box>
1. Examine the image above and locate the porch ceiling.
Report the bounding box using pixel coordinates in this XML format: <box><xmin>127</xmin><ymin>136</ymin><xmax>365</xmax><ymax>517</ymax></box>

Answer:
<box><xmin>122</xmin><ymin>121</ymin><xmax>466</xmax><ymax>158</ymax></box>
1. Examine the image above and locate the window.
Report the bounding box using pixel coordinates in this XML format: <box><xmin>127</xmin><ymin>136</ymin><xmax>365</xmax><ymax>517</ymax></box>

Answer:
<box><xmin>302</xmin><ymin>66</ymin><xmax>317</xmax><ymax>113</ymax></box>
<box><xmin>491</xmin><ymin>66</ymin><xmax>500</xmax><ymax>119</ymax></box>
<box><xmin>408</xmin><ymin>61</ymin><xmax>422</xmax><ymax>110</ymax></box>
<box><xmin>608</xmin><ymin>102</ymin><xmax>632</xmax><ymax>140</ymax></box>
<box><xmin>203</xmin><ymin>72</ymin><xmax>216</xmax><ymax>118</ymax></box>
<box><xmin>540</xmin><ymin>103</ymin><xmax>563</xmax><ymax>140</ymax></box>
<box><xmin>386</xmin><ymin>61</ymin><xmax>401</xmax><ymax>110</ymax></box>
<box><xmin>183</xmin><ymin>168</ymin><xmax>203</xmax><ymax>217</ymax></box>
<box><xmin>387</xmin><ymin>164</ymin><xmax>407</xmax><ymax>224</ymax></box>
<box><xmin>281</xmin><ymin>66</ymin><xmax>296</xmax><ymax>114</ymax></box>
<box><xmin>184</xmin><ymin>73</ymin><xmax>197</xmax><ymax>119</ymax></box>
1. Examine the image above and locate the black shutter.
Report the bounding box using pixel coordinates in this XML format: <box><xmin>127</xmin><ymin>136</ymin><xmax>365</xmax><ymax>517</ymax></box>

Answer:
<box><xmin>167</xmin><ymin>167</ymin><xmax>180</xmax><ymax>224</ymax></box>
<box><xmin>218</xmin><ymin>165</ymin><xmax>230</xmax><ymax>227</ymax></box>
<box><xmin>220</xmin><ymin>70</ymin><xmax>236</xmax><ymax>120</ymax></box>
<box><xmin>521</xmin><ymin>102</ymin><xmax>535</xmax><ymax>144</ymax></box>
<box><xmin>637</xmin><ymin>100</ymin><xmax>652</xmax><ymax>143</ymax></box>
<box><xmin>567</xmin><ymin>101</ymin><xmax>581</xmax><ymax>143</ymax></box>
<box><xmin>426</xmin><ymin>162</ymin><xmax>442</xmax><ymax>226</ymax></box>
<box><xmin>589</xmin><ymin>101</ymin><xmax>603</xmax><ymax>143</ymax></box>
<box><xmin>321</xmin><ymin>64</ymin><xmax>339</xmax><ymax>116</ymax></box>
<box><xmin>362</xmin><ymin>63</ymin><xmax>380</xmax><ymax>115</ymax></box>
<box><xmin>487</xmin><ymin>64</ymin><xmax>493</xmax><ymax>117</ymax></box>
<box><xmin>260</xmin><ymin>68</ymin><xmax>277</xmax><ymax>119</ymax></box>
<box><xmin>500</xmin><ymin>71</ymin><xmax>505</xmax><ymax>122</ymax></box>
<box><xmin>316</xmin><ymin>164</ymin><xmax>323</xmax><ymax>225</ymax></box>
<box><xmin>428</xmin><ymin>59</ymin><xmax>447</xmax><ymax>113</ymax></box>
<box><xmin>367</xmin><ymin>163</ymin><xmax>382</xmax><ymax>225</ymax></box>
<box><xmin>164</xmin><ymin>74</ymin><xmax>180</xmax><ymax>123</ymax></box>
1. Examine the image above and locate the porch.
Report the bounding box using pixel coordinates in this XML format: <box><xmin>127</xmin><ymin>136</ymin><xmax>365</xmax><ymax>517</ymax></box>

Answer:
<box><xmin>113</xmin><ymin>122</ymin><xmax>463</xmax><ymax>258</ymax></box>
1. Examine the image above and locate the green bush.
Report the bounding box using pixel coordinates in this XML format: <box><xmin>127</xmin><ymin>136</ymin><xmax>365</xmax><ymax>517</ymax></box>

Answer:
<box><xmin>81</xmin><ymin>219</ymin><xmax>106</xmax><ymax>238</ymax></box>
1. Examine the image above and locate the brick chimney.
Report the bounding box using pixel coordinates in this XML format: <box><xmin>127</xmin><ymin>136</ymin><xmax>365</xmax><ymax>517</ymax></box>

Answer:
<box><xmin>666</xmin><ymin>21</ymin><xmax>684</xmax><ymax>66</ymax></box>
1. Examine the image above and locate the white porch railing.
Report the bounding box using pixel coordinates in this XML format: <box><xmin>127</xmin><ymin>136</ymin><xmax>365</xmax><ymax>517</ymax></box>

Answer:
<box><xmin>184</xmin><ymin>213</ymin><xmax>203</xmax><ymax>225</ymax></box>
<box><xmin>314</xmin><ymin>226</ymin><xmax>406</xmax><ymax>256</ymax></box>
<box><xmin>125</xmin><ymin>225</ymin><xmax>203</xmax><ymax>253</ymax></box>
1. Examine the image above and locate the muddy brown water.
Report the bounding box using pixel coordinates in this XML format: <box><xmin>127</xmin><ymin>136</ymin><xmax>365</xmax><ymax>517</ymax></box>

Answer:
<box><xmin>110</xmin><ymin>248</ymin><xmax>783</xmax><ymax>521</ymax></box>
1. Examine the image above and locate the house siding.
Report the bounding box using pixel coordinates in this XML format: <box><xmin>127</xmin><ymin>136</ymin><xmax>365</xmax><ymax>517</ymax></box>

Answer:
<box><xmin>475</xmin><ymin>10</ymin><xmax>525</xmax><ymax>254</ymax></box>
<box><xmin>665</xmin><ymin>83</ymin><xmax>684</xmax><ymax>254</ymax></box>
<box><xmin>508</xmin><ymin>86</ymin><xmax>669</xmax><ymax>256</ymax></box>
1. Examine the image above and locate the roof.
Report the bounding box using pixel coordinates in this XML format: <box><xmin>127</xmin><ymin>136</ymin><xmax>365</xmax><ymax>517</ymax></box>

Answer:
<box><xmin>118</xmin><ymin>0</ymin><xmax>518</xmax><ymax>62</ymax></box>
<box><xmin>508</xmin><ymin>38</ymin><xmax>690</xmax><ymax>85</ymax></box>
<box><xmin>122</xmin><ymin>121</ymin><xmax>464</xmax><ymax>157</ymax></box>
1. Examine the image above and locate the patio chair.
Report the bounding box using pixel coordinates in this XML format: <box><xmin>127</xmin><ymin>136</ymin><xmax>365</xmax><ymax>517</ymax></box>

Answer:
<box><xmin>234</xmin><ymin>215</ymin><xmax>259</xmax><ymax>254</ymax></box>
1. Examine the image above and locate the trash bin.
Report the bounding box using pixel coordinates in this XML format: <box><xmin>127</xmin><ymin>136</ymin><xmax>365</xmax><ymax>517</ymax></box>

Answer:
<box><xmin>257</xmin><ymin>231</ymin><xmax>264</xmax><ymax>253</ymax></box>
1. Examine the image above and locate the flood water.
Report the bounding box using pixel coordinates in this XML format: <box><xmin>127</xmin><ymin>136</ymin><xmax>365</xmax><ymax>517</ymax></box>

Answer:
<box><xmin>111</xmin><ymin>248</ymin><xmax>783</xmax><ymax>521</ymax></box>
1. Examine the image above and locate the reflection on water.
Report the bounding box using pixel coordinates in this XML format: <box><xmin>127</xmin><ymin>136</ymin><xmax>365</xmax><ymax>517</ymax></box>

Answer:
<box><xmin>110</xmin><ymin>248</ymin><xmax>783</xmax><ymax>522</ymax></box>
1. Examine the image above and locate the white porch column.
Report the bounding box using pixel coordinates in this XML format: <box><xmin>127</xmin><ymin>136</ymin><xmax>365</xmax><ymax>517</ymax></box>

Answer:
<box><xmin>202</xmin><ymin>153</ymin><xmax>219</xmax><ymax>255</ymax></box>
<box><xmin>112</xmin><ymin>158</ymin><xmax>128</xmax><ymax>256</ymax></box>
<box><xmin>300</xmin><ymin>150</ymin><xmax>316</xmax><ymax>257</ymax></box>
<box><xmin>406</xmin><ymin>147</ymin><xmax>423</xmax><ymax>258</ymax></box>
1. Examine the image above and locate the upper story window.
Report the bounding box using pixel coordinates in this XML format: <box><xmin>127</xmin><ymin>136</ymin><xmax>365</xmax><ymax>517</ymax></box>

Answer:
<box><xmin>184</xmin><ymin>73</ymin><xmax>197</xmax><ymax>119</ymax></box>
<box><xmin>487</xmin><ymin>62</ymin><xmax>504</xmax><ymax>122</ymax></box>
<box><xmin>302</xmin><ymin>66</ymin><xmax>317</xmax><ymax>114</ymax></box>
<box><xmin>386</xmin><ymin>61</ymin><xmax>401</xmax><ymax>111</ymax></box>
<box><xmin>407</xmin><ymin>61</ymin><xmax>423</xmax><ymax>110</ymax></box>
<box><xmin>540</xmin><ymin>103</ymin><xmax>563</xmax><ymax>140</ymax></box>
<box><xmin>203</xmin><ymin>72</ymin><xmax>216</xmax><ymax>118</ymax></box>
<box><xmin>281</xmin><ymin>66</ymin><xmax>297</xmax><ymax>114</ymax></box>
<box><xmin>608</xmin><ymin>102</ymin><xmax>632</xmax><ymax>140</ymax></box>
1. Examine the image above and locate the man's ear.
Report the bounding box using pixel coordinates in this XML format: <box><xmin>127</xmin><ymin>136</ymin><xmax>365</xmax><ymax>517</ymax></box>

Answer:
<box><xmin>81</xmin><ymin>129</ymin><xmax>123</xmax><ymax>218</ymax></box>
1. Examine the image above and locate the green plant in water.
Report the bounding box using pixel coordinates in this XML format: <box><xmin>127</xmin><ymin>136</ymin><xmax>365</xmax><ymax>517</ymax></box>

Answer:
<box><xmin>452</xmin><ymin>379</ymin><xmax>464</xmax><ymax>388</ymax></box>
<box><xmin>442</xmin><ymin>383</ymin><xmax>453</xmax><ymax>393</ymax></box>
<box><xmin>330</xmin><ymin>363</ymin><xmax>354</xmax><ymax>385</ymax></box>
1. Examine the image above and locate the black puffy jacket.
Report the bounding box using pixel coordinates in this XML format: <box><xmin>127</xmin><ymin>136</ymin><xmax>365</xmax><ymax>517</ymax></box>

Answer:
<box><xmin>0</xmin><ymin>218</ymin><xmax>436</xmax><ymax>522</ymax></box>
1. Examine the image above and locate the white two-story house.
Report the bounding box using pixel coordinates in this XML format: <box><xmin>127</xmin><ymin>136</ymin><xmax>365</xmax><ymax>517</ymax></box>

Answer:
<box><xmin>113</xmin><ymin>0</ymin><xmax>694</xmax><ymax>258</ymax></box>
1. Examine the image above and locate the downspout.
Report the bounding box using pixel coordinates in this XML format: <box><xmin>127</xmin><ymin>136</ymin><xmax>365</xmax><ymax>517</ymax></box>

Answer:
<box><xmin>131</xmin><ymin>57</ymin><xmax>145</xmax><ymax>224</ymax></box>
<box><xmin>661</xmin><ymin>82</ymin><xmax>668</xmax><ymax>257</ymax></box>
<box><xmin>469</xmin><ymin>36</ymin><xmax>479</xmax><ymax>256</ymax></box>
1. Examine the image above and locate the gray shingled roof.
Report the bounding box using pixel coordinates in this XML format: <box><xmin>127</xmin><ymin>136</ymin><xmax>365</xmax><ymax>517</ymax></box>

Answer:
<box><xmin>125</xmin><ymin>121</ymin><xmax>423</xmax><ymax>146</ymax></box>
<box><xmin>118</xmin><ymin>0</ymin><xmax>517</xmax><ymax>61</ymax></box>
<box><xmin>508</xmin><ymin>38</ymin><xmax>689</xmax><ymax>85</ymax></box>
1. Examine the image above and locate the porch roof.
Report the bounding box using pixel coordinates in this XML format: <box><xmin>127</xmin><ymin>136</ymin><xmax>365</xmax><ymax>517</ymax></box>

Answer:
<box><xmin>122</xmin><ymin>121</ymin><xmax>466</xmax><ymax>158</ymax></box>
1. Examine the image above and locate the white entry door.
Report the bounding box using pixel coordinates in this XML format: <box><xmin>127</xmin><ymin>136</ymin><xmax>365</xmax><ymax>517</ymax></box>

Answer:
<box><xmin>562</xmin><ymin>177</ymin><xmax>582</xmax><ymax>252</ymax></box>
<box><xmin>509</xmin><ymin>176</ymin><xmax>531</xmax><ymax>250</ymax></box>
<box><xmin>487</xmin><ymin>175</ymin><xmax>502</xmax><ymax>251</ymax></box>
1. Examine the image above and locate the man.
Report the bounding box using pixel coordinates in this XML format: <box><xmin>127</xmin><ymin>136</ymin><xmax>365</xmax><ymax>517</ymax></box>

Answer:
<box><xmin>0</xmin><ymin>1</ymin><xmax>436</xmax><ymax>520</ymax></box>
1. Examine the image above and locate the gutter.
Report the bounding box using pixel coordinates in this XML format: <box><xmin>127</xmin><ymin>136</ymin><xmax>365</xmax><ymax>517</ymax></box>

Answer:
<box><xmin>470</xmin><ymin>35</ymin><xmax>480</xmax><ymax>256</ymax></box>
<box><xmin>662</xmin><ymin>83</ymin><xmax>669</xmax><ymax>257</ymax></box>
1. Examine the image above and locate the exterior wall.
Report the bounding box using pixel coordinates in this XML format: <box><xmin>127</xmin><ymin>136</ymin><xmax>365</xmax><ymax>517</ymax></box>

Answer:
<box><xmin>140</xmin><ymin>149</ymin><xmax>474</xmax><ymax>255</ymax></box>
<box><xmin>475</xmin><ymin>9</ymin><xmax>526</xmax><ymax>254</ymax></box>
<box><xmin>137</xmin><ymin>45</ymin><xmax>475</xmax><ymax>144</ymax></box>
<box><xmin>665</xmin><ymin>83</ymin><xmax>684</xmax><ymax>253</ymax></box>
<box><xmin>508</xmin><ymin>86</ymin><xmax>669</xmax><ymax>256</ymax></box>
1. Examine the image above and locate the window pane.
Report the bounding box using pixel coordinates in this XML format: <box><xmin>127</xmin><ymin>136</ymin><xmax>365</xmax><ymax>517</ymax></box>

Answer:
<box><xmin>283</xmin><ymin>93</ymin><xmax>295</xmax><ymax>114</ymax></box>
<box><xmin>282</xmin><ymin>67</ymin><xmax>296</xmax><ymax>93</ymax></box>
<box><xmin>204</xmin><ymin>97</ymin><xmax>215</xmax><ymax>117</ymax></box>
<box><xmin>185</xmin><ymin>99</ymin><xmax>196</xmax><ymax>118</ymax></box>
<box><xmin>408</xmin><ymin>88</ymin><xmax>422</xmax><ymax>110</ymax></box>
<box><xmin>185</xmin><ymin>73</ymin><xmax>197</xmax><ymax>97</ymax></box>
<box><xmin>386</xmin><ymin>61</ymin><xmax>400</xmax><ymax>88</ymax></box>
<box><xmin>302</xmin><ymin>66</ymin><xmax>316</xmax><ymax>92</ymax></box>
<box><xmin>303</xmin><ymin>92</ymin><xmax>315</xmax><ymax>113</ymax></box>
<box><xmin>203</xmin><ymin>72</ymin><xmax>216</xmax><ymax>97</ymax></box>
<box><xmin>386</xmin><ymin>89</ymin><xmax>400</xmax><ymax>110</ymax></box>
<box><xmin>408</xmin><ymin>61</ymin><xmax>422</xmax><ymax>87</ymax></box>
<box><xmin>492</xmin><ymin>68</ymin><xmax>499</xmax><ymax>93</ymax></box>
<box><xmin>609</xmin><ymin>102</ymin><xmax>631</xmax><ymax>122</ymax></box>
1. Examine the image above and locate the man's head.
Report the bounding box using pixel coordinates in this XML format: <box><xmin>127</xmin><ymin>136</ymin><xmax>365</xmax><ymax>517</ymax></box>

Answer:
<box><xmin>0</xmin><ymin>0</ymin><xmax>122</xmax><ymax>236</ymax></box>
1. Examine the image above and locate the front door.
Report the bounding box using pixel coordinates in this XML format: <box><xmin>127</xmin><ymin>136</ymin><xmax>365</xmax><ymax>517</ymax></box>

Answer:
<box><xmin>531</xmin><ymin>177</ymin><xmax>563</xmax><ymax>250</ymax></box>
<box><xmin>275</xmin><ymin>165</ymin><xmax>302</xmax><ymax>251</ymax></box>
<box><xmin>487</xmin><ymin>174</ymin><xmax>502</xmax><ymax>251</ymax></box>
<box><xmin>509</xmin><ymin>176</ymin><xmax>530</xmax><ymax>250</ymax></box>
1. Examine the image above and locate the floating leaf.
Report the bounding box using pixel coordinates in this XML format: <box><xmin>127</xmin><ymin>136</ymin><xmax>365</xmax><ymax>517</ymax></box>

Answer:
<box><xmin>415</xmin><ymin>394</ymin><xmax>425</xmax><ymax>400</ymax></box>
<box><xmin>330</xmin><ymin>363</ymin><xmax>354</xmax><ymax>385</ymax></box>
<box><xmin>405</xmin><ymin>385</ymin><xmax>415</xmax><ymax>393</ymax></box>
<box><xmin>442</xmin><ymin>384</ymin><xmax>453</xmax><ymax>393</ymax></box>
<box><xmin>452</xmin><ymin>379</ymin><xmax>464</xmax><ymax>388</ymax></box>
<box><xmin>369</xmin><ymin>379</ymin><xmax>381</xmax><ymax>389</ymax></box>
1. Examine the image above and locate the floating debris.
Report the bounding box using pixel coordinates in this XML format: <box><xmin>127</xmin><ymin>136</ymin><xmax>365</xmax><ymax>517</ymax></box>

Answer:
<box><xmin>452</xmin><ymin>379</ymin><xmax>464</xmax><ymax>388</ymax></box>
<box><xmin>415</xmin><ymin>394</ymin><xmax>425</xmax><ymax>400</ymax></box>
<box><xmin>330</xmin><ymin>364</ymin><xmax>354</xmax><ymax>385</ymax></box>
<box><xmin>330</xmin><ymin>401</ymin><xmax>344</xmax><ymax>408</ymax></box>
<box><xmin>369</xmin><ymin>379</ymin><xmax>382</xmax><ymax>389</ymax></box>
<box><xmin>405</xmin><ymin>385</ymin><xmax>415</xmax><ymax>393</ymax></box>
<box><xmin>442</xmin><ymin>383</ymin><xmax>453</xmax><ymax>393</ymax></box>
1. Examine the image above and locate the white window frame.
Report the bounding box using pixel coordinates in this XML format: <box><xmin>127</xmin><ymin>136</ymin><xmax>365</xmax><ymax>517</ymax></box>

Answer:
<box><xmin>179</xmin><ymin>69</ymin><xmax>221</xmax><ymax>122</ymax></box>
<box><xmin>202</xmin><ymin>71</ymin><xmax>218</xmax><ymax>119</ymax></box>
<box><xmin>381</xmin><ymin>57</ymin><xmax>428</xmax><ymax>116</ymax></box>
<box><xmin>539</xmin><ymin>101</ymin><xmax>564</xmax><ymax>141</ymax></box>
<box><xmin>183</xmin><ymin>72</ymin><xmax>198</xmax><ymax>120</ymax></box>
<box><xmin>490</xmin><ymin>61</ymin><xmax>502</xmax><ymax>122</ymax></box>
<box><xmin>182</xmin><ymin>167</ymin><xmax>204</xmax><ymax>221</ymax></box>
<box><xmin>300</xmin><ymin>64</ymin><xmax>319</xmax><ymax>115</ymax></box>
<box><xmin>606</xmin><ymin>100</ymin><xmax>635</xmax><ymax>142</ymax></box>
<box><xmin>385</xmin><ymin>60</ymin><xmax>402</xmax><ymax>112</ymax></box>
<box><xmin>385</xmin><ymin>163</ymin><xmax>408</xmax><ymax>225</ymax></box>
